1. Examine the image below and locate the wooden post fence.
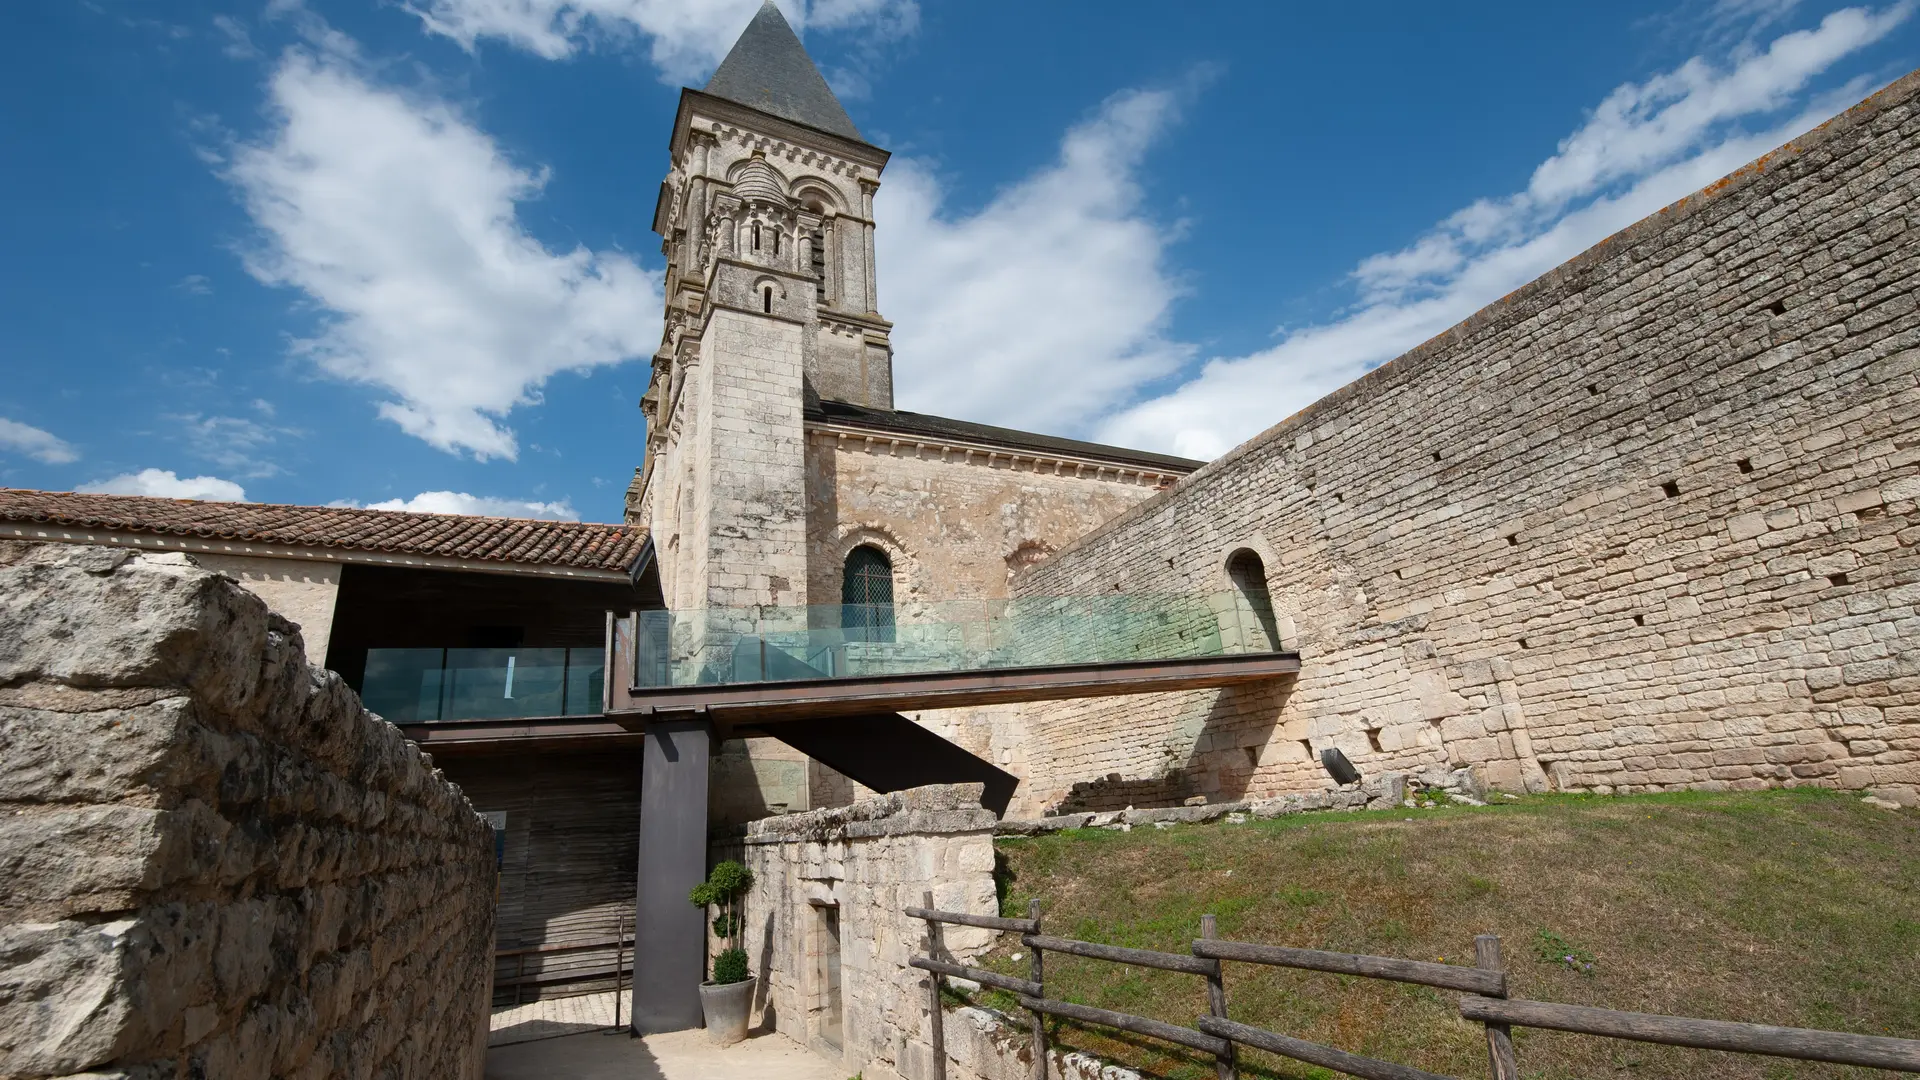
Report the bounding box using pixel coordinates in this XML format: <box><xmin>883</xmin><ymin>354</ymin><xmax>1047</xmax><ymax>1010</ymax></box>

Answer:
<box><xmin>1472</xmin><ymin>934</ymin><xmax>1516</xmax><ymax>1080</ymax></box>
<box><xmin>904</xmin><ymin>902</ymin><xmax>1920</xmax><ymax>1079</ymax></box>
<box><xmin>1028</xmin><ymin>898</ymin><xmax>1045</xmax><ymax>1080</ymax></box>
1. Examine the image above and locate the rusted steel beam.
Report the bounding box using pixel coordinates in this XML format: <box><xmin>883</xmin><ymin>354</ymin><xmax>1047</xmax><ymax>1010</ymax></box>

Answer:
<box><xmin>399</xmin><ymin>716</ymin><xmax>638</xmax><ymax>749</ymax></box>
<box><xmin>617</xmin><ymin>652</ymin><xmax>1301</xmax><ymax>725</ymax></box>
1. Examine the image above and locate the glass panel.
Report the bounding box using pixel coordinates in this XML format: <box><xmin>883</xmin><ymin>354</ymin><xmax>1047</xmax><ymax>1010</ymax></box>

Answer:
<box><xmin>565</xmin><ymin>647</ymin><xmax>604</xmax><ymax>715</ymax></box>
<box><xmin>360</xmin><ymin>648</ymin><xmax>446</xmax><ymax>723</ymax></box>
<box><xmin>442</xmin><ymin>647</ymin><xmax>567</xmax><ymax>720</ymax></box>
<box><xmin>609</xmin><ymin>590</ymin><xmax>1268</xmax><ymax>691</ymax></box>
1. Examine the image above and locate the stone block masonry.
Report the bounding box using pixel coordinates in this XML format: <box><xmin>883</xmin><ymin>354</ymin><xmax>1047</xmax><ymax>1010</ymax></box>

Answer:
<box><xmin>716</xmin><ymin>783</ymin><xmax>999</xmax><ymax>1080</ymax></box>
<box><xmin>0</xmin><ymin>545</ymin><xmax>496</xmax><ymax>1080</ymax></box>
<box><xmin>1012</xmin><ymin>68</ymin><xmax>1920</xmax><ymax>813</ymax></box>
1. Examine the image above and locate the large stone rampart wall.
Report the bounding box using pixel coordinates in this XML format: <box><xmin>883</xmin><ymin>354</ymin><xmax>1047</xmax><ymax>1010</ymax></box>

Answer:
<box><xmin>0</xmin><ymin>546</ymin><xmax>495</xmax><ymax>1080</ymax></box>
<box><xmin>1011</xmin><ymin>70</ymin><xmax>1920</xmax><ymax>814</ymax></box>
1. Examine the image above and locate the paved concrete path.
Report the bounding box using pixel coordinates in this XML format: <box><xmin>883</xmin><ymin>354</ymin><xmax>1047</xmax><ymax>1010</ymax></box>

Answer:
<box><xmin>485</xmin><ymin>1028</ymin><xmax>845</xmax><ymax>1080</ymax></box>
<box><xmin>490</xmin><ymin>991</ymin><xmax>621</xmax><ymax>1047</ymax></box>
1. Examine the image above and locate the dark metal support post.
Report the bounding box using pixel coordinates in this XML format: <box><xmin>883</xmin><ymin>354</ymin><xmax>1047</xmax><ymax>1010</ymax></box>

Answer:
<box><xmin>632</xmin><ymin>716</ymin><xmax>713</xmax><ymax>1034</ymax></box>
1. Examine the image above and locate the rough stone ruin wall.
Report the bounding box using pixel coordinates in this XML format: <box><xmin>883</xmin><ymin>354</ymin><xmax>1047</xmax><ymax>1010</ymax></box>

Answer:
<box><xmin>1009</xmin><ymin>70</ymin><xmax>1920</xmax><ymax>816</ymax></box>
<box><xmin>0</xmin><ymin>545</ymin><xmax>496</xmax><ymax>1080</ymax></box>
<box><xmin>716</xmin><ymin>784</ymin><xmax>1001</xmax><ymax>1080</ymax></box>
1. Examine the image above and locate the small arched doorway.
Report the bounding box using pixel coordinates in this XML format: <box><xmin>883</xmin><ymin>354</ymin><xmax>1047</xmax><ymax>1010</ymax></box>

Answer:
<box><xmin>842</xmin><ymin>545</ymin><xmax>896</xmax><ymax>643</ymax></box>
<box><xmin>1226</xmin><ymin>549</ymin><xmax>1280</xmax><ymax>652</ymax></box>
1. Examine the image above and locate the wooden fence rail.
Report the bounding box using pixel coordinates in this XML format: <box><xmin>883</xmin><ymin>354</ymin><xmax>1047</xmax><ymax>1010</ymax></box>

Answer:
<box><xmin>1459</xmin><ymin>995</ymin><xmax>1920</xmax><ymax>1073</ymax></box>
<box><xmin>906</xmin><ymin>900</ymin><xmax>1920</xmax><ymax>1080</ymax></box>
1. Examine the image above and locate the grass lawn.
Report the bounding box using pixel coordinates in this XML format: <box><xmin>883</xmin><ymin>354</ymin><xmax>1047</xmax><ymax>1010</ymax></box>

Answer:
<box><xmin>952</xmin><ymin>789</ymin><xmax>1918</xmax><ymax>1080</ymax></box>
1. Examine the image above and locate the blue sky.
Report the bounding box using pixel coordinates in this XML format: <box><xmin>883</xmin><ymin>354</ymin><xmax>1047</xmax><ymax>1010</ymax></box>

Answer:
<box><xmin>4</xmin><ymin>0</ymin><xmax>1917</xmax><ymax>521</ymax></box>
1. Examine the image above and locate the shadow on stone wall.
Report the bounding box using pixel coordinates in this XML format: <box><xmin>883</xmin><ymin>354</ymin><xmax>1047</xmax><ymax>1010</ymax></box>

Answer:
<box><xmin>1050</xmin><ymin>680</ymin><xmax>1298</xmax><ymax>814</ymax></box>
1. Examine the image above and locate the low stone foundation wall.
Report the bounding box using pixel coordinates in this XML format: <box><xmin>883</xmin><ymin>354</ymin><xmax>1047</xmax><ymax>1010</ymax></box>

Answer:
<box><xmin>717</xmin><ymin>785</ymin><xmax>999</xmax><ymax>1080</ymax></box>
<box><xmin>0</xmin><ymin>546</ymin><xmax>496</xmax><ymax>1080</ymax></box>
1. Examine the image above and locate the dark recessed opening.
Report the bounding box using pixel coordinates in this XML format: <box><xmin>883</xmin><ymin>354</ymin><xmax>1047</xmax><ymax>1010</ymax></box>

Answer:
<box><xmin>1365</xmin><ymin>728</ymin><xmax>1383</xmax><ymax>754</ymax></box>
<box><xmin>1243</xmin><ymin>746</ymin><xmax>1259</xmax><ymax>769</ymax></box>
<box><xmin>1736</xmin><ymin>458</ymin><xmax>1754</xmax><ymax>473</ymax></box>
<box><xmin>1661</xmin><ymin>480</ymin><xmax>1681</xmax><ymax>498</ymax></box>
<box><xmin>1506</xmin><ymin>534</ymin><xmax>1520</xmax><ymax>547</ymax></box>
<box><xmin>1298</xmin><ymin>740</ymin><xmax>1314</xmax><ymax>761</ymax></box>
<box><xmin>1860</xmin><ymin>505</ymin><xmax>1885</xmax><ymax>520</ymax></box>
<box><xmin>1166</xmin><ymin>557</ymin><xmax>1175</xmax><ymax>568</ymax></box>
<box><xmin>1519</xmin><ymin>637</ymin><xmax>1531</xmax><ymax>649</ymax></box>
<box><xmin>1395</xmin><ymin>568</ymin><xmax>1406</xmax><ymax>580</ymax></box>
<box><xmin>1587</xmin><ymin>384</ymin><xmax>1601</xmax><ymax>396</ymax></box>
<box><xmin>1633</xmin><ymin>614</ymin><xmax>1646</xmax><ymax>627</ymax></box>
<box><xmin>1335</xmin><ymin>492</ymin><xmax>1345</xmax><ymax>502</ymax></box>
<box><xmin>1767</xmin><ymin>299</ymin><xmax>1787</xmax><ymax>316</ymax></box>
<box><xmin>1829</xmin><ymin>572</ymin><xmax>1850</xmax><ymax>586</ymax></box>
<box><xmin>1431</xmin><ymin>450</ymin><xmax>1442</xmax><ymax>462</ymax></box>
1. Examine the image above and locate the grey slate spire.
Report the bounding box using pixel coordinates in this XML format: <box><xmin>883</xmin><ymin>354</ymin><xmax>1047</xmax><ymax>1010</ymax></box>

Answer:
<box><xmin>704</xmin><ymin>0</ymin><xmax>864</xmax><ymax>143</ymax></box>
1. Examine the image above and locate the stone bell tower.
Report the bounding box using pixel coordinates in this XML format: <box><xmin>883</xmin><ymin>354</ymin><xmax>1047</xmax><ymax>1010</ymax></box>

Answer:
<box><xmin>629</xmin><ymin>0</ymin><xmax>894</xmax><ymax>614</ymax></box>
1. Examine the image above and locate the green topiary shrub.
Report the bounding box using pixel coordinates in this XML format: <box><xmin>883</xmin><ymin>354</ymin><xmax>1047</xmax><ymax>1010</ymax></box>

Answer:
<box><xmin>690</xmin><ymin>860</ymin><xmax>756</xmax><ymax>983</ymax></box>
<box><xmin>711</xmin><ymin>946</ymin><xmax>750</xmax><ymax>985</ymax></box>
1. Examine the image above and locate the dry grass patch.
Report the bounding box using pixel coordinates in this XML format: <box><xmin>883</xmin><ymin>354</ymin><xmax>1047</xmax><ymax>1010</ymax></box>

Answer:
<box><xmin>951</xmin><ymin>789</ymin><xmax>1917</xmax><ymax>1080</ymax></box>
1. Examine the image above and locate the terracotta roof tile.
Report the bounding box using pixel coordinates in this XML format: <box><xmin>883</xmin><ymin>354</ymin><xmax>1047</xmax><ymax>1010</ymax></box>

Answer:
<box><xmin>0</xmin><ymin>488</ymin><xmax>648</xmax><ymax>574</ymax></box>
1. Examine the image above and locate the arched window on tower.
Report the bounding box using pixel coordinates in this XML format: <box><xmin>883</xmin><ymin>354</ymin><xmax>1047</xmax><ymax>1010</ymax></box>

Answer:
<box><xmin>751</xmin><ymin>223</ymin><xmax>762</xmax><ymax>251</ymax></box>
<box><xmin>842</xmin><ymin>545</ymin><xmax>895</xmax><ymax>643</ymax></box>
<box><xmin>762</xmin><ymin>285</ymin><xmax>773</xmax><ymax>313</ymax></box>
<box><xmin>1226</xmin><ymin>549</ymin><xmax>1280</xmax><ymax>652</ymax></box>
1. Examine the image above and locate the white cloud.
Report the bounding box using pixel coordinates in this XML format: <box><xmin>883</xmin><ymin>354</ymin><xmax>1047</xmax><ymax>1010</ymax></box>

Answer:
<box><xmin>408</xmin><ymin>0</ymin><xmax>916</xmax><ymax>82</ymax></box>
<box><xmin>80</xmin><ymin>469</ymin><xmax>249</xmax><ymax>502</ymax></box>
<box><xmin>877</xmin><ymin>88</ymin><xmax>1192</xmax><ymax>435</ymax></box>
<box><xmin>211</xmin><ymin>14</ymin><xmax>260</xmax><ymax>59</ymax></box>
<box><xmin>0</xmin><ymin>419</ymin><xmax>80</xmax><ymax>465</ymax></box>
<box><xmin>1097</xmin><ymin>3</ymin><xmax>1912</xmax><ymax>460</ymax></box>
<box><xmin>227</xmin><ymin>43</ymin><xmax>660</xmax><ymax>461</ymax></box>
<box><xmin>174</xmin><ymin>273</ymin><xmax>213</xmax><ymax>295</ymax></box>
<box><xmin>174</xmin><ymin>413</ymin><xmax>285</xmax><ymax>478</ymax></box>
<box><xmin>356</xmin><ymin>490</ymin><xmax>581</xmax><ymax>520</ymax></box>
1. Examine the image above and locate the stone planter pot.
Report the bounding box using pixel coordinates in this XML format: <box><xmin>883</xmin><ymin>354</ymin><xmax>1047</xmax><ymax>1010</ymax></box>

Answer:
<box><xmin>699</xmin><ymin>976</ymin><xmax>756</xmax><ymax>1046</ymax></box>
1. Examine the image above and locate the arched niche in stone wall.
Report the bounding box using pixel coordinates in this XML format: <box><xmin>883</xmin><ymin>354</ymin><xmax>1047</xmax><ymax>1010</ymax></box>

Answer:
<box><xmin>1225</xmin><ymin>548</ymin><xmax>1281</xmax><ymax>652</ymax></box>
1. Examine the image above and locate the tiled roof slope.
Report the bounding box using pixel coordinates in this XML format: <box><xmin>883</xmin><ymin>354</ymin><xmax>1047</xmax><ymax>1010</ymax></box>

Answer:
<box><xmin>806</xmin><ymin>400</ymin><xmax>1205</xmax><ymax>473</ymax></box>
<box><xmin>0</xmin><ymin>488</ymin><xmax>647</xmax><ymax>573</ymax></box>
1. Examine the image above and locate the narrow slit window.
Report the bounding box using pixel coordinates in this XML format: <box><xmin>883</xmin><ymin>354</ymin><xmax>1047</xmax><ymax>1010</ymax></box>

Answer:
<box><xmin>751</xmin><ymin>224</ymin><xmax>761</xmax><ymax>251</ymax></box>
<box><xmin>811</xmin><ymin>230</ymin><xmax>827</xmax><ymax>302</ymax></box>
<box><xmin>762</xmin><ymin>287</ymin><xmax>773</xmax><ymax>314</ymax></box>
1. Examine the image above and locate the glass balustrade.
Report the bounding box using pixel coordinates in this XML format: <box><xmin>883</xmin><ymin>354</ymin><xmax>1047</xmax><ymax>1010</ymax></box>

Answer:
<box><xmin>361</xmin><ymin>646</ymin><xmax>605</xmax><ymax>724</ymax></box>
<box><xmin>620</xmin><ymin>591</ymin><xmax>1274</xmax><ymax>690</ymax></box>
